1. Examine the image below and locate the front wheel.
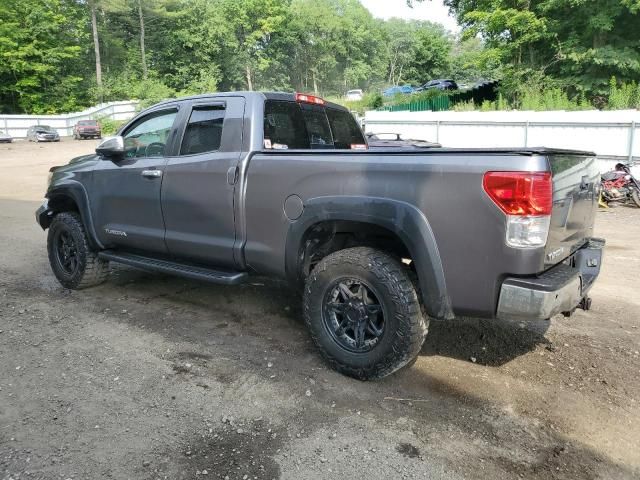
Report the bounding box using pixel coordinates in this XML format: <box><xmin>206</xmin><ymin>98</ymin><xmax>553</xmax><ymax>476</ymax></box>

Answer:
<box><xmin>304</xmin><ymin>247</ymin><xmax>429</xmax><ymax>380</ymax></box>
<box><xmin>631</xmin><ymin>187</ymin><xmax>640</xmax><ymax>208</ymax></box>
<box><xmin>47</xmin><ymin>212</ymin><xmax>109</xmax><ymax>289</ymax></box>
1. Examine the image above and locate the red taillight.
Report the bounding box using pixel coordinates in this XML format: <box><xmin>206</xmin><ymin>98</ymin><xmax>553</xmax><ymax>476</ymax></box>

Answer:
<box><xmin>483</xmin><ymin>171</ymin><xmax>552</xmax><ymax>216</ymax></box>
<box><xmin>295</xmin><ymin>92</ymin><xmax>325</xmax><ymax>105</ymax></box>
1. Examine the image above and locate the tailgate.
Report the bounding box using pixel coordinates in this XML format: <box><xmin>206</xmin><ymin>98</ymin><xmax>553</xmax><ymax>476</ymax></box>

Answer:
<box><xmin>545</xmin><ymin>154</ymin><xmax>599</xmax><ymax>268</ymax></box>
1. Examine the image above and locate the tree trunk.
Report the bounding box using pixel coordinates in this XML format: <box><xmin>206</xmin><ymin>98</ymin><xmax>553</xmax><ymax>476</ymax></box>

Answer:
<box><xmin>246</xmin><ymin>64</ymin><xmax>253</xmax><ymax>91</ymax></box>
<box><xmin>90</xmin><ymin>1</ymin><xmax>102</xmax><ymax>90</ymax></box>
<box><xmin>312</xmin><ymin>71</ymin><xmax>318</xmax><ymax>95</ymax></box>
<box><xmin>138</xmin><ymin>0</ymin><xmax>148</xmax><ymax>79</ymax></box>
<box><xmin>389</xmin><ymin>49</ymin><xmax>398</xmax><ymax>84</ymax></box>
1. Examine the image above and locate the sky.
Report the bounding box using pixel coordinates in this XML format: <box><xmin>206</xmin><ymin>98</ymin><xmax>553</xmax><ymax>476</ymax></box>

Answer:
<box><xmin>359</xmin><ymin>0</ymin><xmax>460</xmax><ymax>34</ymax></box>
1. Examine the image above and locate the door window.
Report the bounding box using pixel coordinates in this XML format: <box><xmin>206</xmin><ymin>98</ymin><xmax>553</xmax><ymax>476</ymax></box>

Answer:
<box><xmin>180</xmin><ymin>106</ymin><xmax>226</xmax><ymax>155</ymax></box>
<box><xmin>123</xmin><ymin>109</ymin><xmax>178</xmax><ymax>158</ymax></box>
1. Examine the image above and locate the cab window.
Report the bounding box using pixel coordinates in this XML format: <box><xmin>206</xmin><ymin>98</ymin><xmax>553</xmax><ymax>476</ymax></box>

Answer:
<box><xmin>180</xmin><ymin>106</ymin><xmax>226</xmax><ymax>155</ymax></box>
<box><xmin>264</xmin><ymin>100</ymin><xmax>363</xmax><ymax>150</ymax></box>
<box><xmin>263</xmin><ymin>100</ymin><xmax>309</xmax><ymax>149</ymax></box>
<box><xmin>299</xmin><ymin>103</ymin><xmax>334</xmax><ymax>148</ymax></box>
<box><xmin>123</xmin><ymin>109</ymin><xmax>178</xmax><ymax>158</ymax></box>
<box><xmin>326</xmin><ymin>108</ymin><xmax>365</xmax><ymax>148</ymax></box>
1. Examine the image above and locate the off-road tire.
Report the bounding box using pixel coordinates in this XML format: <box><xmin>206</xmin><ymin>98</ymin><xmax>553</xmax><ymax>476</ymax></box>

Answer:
<box><xmin>47</xmin><ymin>212</ymin><xmax>109</xmax><ymax>289</ymax></box>
<box><xmin>304</xmin><ymin>247</ymin><xmax>429</xmax><ymax>380</ymax></box>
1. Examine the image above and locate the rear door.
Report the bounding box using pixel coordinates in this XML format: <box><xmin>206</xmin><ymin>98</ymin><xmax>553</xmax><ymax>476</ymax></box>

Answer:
<box><xmin>545</xmin><ymin>154</ymin><xmax>600</xmax><ymax>267</ymax></box>
<box><xmin>161</xmin><ymin>97</ymin><xmax>245</xmax><ymax>268</ymax></box>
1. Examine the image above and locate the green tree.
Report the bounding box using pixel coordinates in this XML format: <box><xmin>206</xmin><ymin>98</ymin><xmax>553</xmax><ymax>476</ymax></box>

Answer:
<box><xmin>0</xmin><ymin>0</ymin><xmax>89</xmax><ymax>113</ymax></box>
<box><xmin>443</xmin><ymin>0</ymin><xmax>640</xmax><ymax>96</ymax></box>
<box><xmin>215</xmin><ymin>0</ymin><xmax>289</xmax><ymax>91</ymax></box>
<box><xmin>288</xmin><ymin>0</ymin><xmax>387</xmax><ymax>94</ymax></box>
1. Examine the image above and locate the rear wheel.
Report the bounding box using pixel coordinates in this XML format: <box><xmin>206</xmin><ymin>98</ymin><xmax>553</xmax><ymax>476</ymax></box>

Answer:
<box><xmin>304</xmin><ymin>247</ymin><xmax>428</xmax><ymax>380</ymax></box>
<box><xmin>47</xmin><ymin>212</ymin><xmax>109</xmax><ymax>289</ymax></box>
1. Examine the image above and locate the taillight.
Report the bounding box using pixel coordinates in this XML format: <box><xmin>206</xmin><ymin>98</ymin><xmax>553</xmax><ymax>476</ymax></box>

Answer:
<box><xmin>483</xmin><ymin>171</ymin><xmax>553</xmax><ymax>248</ymax></box>
<box><xmin>483</xmin><ymin>172</ymin><xmax>552</xmax><ymax>215</ymax></box>
<box><xmin>295</xmin><ymin>92</ymin><xmax>325</xmax><ymax>105</ymax></box>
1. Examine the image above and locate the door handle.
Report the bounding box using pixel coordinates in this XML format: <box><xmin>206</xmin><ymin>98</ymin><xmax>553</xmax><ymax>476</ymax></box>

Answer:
<box><xmin>141</xmin><ymin>169</ymin><xmax>162</xmax><ymax>178</ymax></box>
<box><xmin>227</xmin><ymin>166</ymin><xmax>239</xmax><ymax>185</ymax></box>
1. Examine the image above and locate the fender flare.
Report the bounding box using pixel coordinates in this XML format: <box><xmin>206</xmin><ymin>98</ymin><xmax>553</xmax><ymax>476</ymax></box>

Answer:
<box><xmin>45</xmin><ymin>182</ymin><xmax>104</xmax><ymax>250</ymax></box>
<box><xmin>285</xmin><ymin>196</ymin><xmax>454</xmax><ymax>320</ymax></box>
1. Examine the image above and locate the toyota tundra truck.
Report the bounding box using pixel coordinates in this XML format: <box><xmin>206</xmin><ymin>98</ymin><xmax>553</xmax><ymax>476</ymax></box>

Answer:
<box><xmin>36</xmin><ymin>91</ymin><xmax>604</xmax><ymax>379</ymax></box>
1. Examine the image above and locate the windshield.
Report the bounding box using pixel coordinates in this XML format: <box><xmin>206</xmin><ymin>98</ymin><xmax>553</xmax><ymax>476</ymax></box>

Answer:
<box><xmin>35</xmin><ymin>126</ymin><xmax>54</xmax><ymax>132</ymax></box>
<box><xmin>78</xmin><ymin>120</ymin><xmax>97</xmax><ymax>126</ymax></box>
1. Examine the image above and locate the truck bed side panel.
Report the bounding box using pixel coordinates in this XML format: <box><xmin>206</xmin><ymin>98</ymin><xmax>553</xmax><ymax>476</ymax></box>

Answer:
<box><xmin>243</xmin><ymin>151</ymin><xmax>551</xmax><ymax>317</ymax></box>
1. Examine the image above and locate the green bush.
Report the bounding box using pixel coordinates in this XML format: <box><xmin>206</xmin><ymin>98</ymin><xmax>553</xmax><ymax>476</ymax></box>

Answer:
<box><xmin>337</xmin><ymin>92</ymin><xmax>386</xmax><ymax>114</ymax></box>
<box><xmin>93</xmin><ymin>73</ymin><xmax>176</xmax><ymax>109</ymax></box>
<box><xmin>452</xmin><ymin>100</ymin><xmax>476</xmax><ymax>111</ymax></box>
<box><xmin>517</xmin><ymin>87</ymin><xmax>592</xmax><ymax>111</ymax></box>
<box><xmin>96</xmin><ymin>116</ymin><xmax>125</xmax><ymax>136</ymax></box>
<box><xmin>607</xmin><ymin>77</ymin><xmax>640</xmax><ymax>110</ymax></box>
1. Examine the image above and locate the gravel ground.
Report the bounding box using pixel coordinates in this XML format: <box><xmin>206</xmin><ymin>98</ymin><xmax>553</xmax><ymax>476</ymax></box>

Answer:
<box><xmin>1</xmin><ymin>139</ymin><xmax>639</xmax><ymax>480</ymax></box>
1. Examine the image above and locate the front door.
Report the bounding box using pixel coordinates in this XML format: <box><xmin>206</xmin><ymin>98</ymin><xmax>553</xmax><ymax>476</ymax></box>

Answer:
<box><xmin>91</xmin><ymin>107</ymin><xmax>180</xmax><ymax>253</ymax></box>
<box><xmin>161</xmin><ymin>97</ymin><xmax>245</xmax><ymax>268</ymax></box>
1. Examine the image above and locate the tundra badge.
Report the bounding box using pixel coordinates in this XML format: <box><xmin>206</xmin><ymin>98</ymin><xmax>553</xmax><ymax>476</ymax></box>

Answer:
<box><xmin>546</xmin><ymin>247</ymin><xmax>564</xmax><ymax>262</ymax></box>
<box><xmin>105</xmin><ymin>228</ymin><xmax>127</xmax><ymax>237</ymax></box>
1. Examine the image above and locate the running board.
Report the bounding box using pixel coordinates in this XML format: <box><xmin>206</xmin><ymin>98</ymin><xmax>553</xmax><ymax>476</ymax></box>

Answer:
<box><xmin>98</xmin><ymin>251</ymin><xmax>248</xmax><ymax>285</ymax></box>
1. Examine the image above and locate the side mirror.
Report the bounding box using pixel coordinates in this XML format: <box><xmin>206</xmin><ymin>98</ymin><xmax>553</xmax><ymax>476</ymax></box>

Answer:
<box><xmin>96</xmin><ymin>135</ymin><xmax>124</xmax><ymax>159</ymax></box>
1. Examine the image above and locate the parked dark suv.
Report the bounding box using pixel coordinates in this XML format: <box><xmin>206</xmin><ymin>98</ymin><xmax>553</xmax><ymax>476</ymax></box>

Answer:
<box><xmin>417</xmin><ymin>79</ymin><xmax>458</xmax><ymax>92</ymax></box>
<box><xmin>26</xmin><ymin>125</ymin><xmax>60</xmax><ymax>142</ymax></box>
<box><xmin>73</xmin><ymin>120</ymin><xmax>102</xmax><ymax>140</ymax></box>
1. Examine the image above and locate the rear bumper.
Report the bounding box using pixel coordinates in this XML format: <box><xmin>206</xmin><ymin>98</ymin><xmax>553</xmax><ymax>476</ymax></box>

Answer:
<box><xmin>497</xmin><ymin>238</ymin><xmax>605</xmax><ymax>321</ymax></box>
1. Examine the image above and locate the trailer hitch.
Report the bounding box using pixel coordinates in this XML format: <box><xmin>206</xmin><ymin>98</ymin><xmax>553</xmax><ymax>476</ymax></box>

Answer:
<box><xmin>562</xmin><ymin>296</ymin><xmax>592</xmax><ymax>318</ymax></box>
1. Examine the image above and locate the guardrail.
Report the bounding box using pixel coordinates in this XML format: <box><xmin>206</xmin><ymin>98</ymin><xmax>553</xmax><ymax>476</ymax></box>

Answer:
<box><xmin>0</xmin><ymin>100</ymin><xmax>139</xmax><ymax>138</ymax></box>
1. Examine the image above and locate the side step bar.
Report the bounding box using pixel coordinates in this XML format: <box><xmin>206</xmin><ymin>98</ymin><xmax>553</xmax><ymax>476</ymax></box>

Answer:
<box><xmin>98</xmin><ymin>251</ymin><xmax>248</xmax><ymax>286</ymax></box>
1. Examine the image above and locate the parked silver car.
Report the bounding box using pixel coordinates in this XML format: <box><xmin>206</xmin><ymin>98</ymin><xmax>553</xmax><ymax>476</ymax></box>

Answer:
<box><xmin>0</xmin><ymin>132</ymin><xmax>12</xmax><ymax>143</ymax></box>
<box><xmin>27</xmin><ymin>125</ymin><xmax>60</xmax><ymax>142</ymax></box>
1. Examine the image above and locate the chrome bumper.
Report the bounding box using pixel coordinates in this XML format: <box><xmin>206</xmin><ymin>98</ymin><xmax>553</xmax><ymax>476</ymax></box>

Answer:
<box><xmin>497</xmin><ymin>238</ymin><xmax>605</xmax><ymax>321</ymax></box>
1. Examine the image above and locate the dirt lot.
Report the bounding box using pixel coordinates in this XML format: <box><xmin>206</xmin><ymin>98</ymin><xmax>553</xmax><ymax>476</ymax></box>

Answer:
<box><xmin>1</xmin><ymin>139</ymin><xmax>639</xmax><ymax>480</ymax></box>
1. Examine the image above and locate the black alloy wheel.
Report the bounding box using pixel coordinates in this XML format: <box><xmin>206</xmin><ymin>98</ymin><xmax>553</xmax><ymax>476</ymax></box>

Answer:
<box><xmin>322</xmin><ymin>278</ymin><xmax>385</xmax><ymax>353</ymax></box>
<box><xmin>53</xmin><ymin>229</ymin><xmax>80</xmax><ymax>276</ymax></box>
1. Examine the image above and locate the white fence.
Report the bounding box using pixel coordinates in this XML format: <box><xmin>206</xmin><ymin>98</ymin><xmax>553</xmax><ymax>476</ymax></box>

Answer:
<box><xmin>364</xmin><ymin>109</ymin><xmax>640</xmax><ymax>171</ymax></box>
<box><xmin>0</xmin><ymin>100</ymin><xmax>139</xmax><ymax>138</ymax></box>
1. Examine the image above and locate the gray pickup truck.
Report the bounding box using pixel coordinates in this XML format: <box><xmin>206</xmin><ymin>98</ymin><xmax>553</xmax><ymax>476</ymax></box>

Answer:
<box><xmin>36</xmin><ymin>91</ymin><xmax>604</xmax><ymax>379</ymax></box>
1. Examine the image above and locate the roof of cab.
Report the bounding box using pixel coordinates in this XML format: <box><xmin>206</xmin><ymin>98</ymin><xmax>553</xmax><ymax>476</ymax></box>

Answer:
<box><xmin>152</xmin><ymin>91</ymin><xmax>348</xmax><ymax>112</ymax></box>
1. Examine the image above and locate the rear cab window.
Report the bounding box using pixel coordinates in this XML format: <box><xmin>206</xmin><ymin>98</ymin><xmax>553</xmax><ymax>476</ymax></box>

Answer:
<box><xmin>263</xmin><ymin>99</ymin><xmax>365</xmax><ymax>150</ymax></box>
